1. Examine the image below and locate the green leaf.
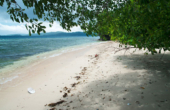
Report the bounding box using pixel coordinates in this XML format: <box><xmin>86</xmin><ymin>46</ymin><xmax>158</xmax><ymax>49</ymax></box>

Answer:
<box><xmin>49</xmin><ymin>24</ymin><xmax>52</xmax><ymax>27</ymax></box>
<box><xmin>32</xmin><ymin>30</ymin><xmax>35</xmax><ymax>33</ymax></box>
<box><xmin>30</xmin><ymin>19</ymin><xmax>33</xmax><ymax>23</ymax></box>
<box><xmin>15</xmin><ymin>8</ymin><xmax>20</xmax><ymax>11</ymax></box>
<box><xmin>38</xmin><ymin>22</ymin><xmax>43</xmax><ymax>25</ymax></box>
<box><xmin>0</xmin><ymin>0</ymin><xmax>4</xmax><ymax>6</ymax></box>
<box><xmin>21</xmin><ymin>18</ymin><xmax>24</xmax><ymax>23</ymax></box>
<box><xmin>10</xmin><ymin>15</ymin><xmax>14</xmax><ymax>21</ymax></box>
<box><xmin>145</xmin><ymin>52</ymin><xmax>148</xmax><ymax>55</ymax></box>
<box><xmin>25</xmin><ymin>24</ymin><xmax>28</xmax><ymax>30</ymax></box>
<box><xmin>43</xmin><ymin>30</ymin><xmax>46</xmax><ymax>33</ymax></box>
<box><xmin>15</xmin><ymin>18</ymin><xmax>20</xmax><ymax>23</ymax></box>
<box><xmin>29</xmin><ymin>29</ymin><xmax>31</xmax><ymax>36</ymax></box>
<box><xmin>41</xmin><ymin>26</ymin><xmax>46</xmax><ymax>29</ymax></box>
<box><xmin>34</xmin><ymin>19</ymin><xmax>38</xmax><ymax>22</ymax></box>
<box><xmin>28</xmin><ymin>26</ymin><xmax>32</xmax><ymax>29</ymax></box>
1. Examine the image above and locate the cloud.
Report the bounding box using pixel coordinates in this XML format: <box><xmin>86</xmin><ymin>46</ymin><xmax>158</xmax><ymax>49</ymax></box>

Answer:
<box><xmin>0</xmin><ymin>23</ymin><xmax>28</xmax><ymax>35</ymax></box>
<box><xmin>43</xmin><ymin>22</ymin><xmax>83</xmax><ymax>33</ymax></box>
<box><xmin>0</xmin><ymin>0</ymin><xmax>82</xmax><ymax>35</ymax></box>
<box><xmin>0</xmin><ymin>21</ymin><xmax>82</xmax><ymax>35</ymax></box>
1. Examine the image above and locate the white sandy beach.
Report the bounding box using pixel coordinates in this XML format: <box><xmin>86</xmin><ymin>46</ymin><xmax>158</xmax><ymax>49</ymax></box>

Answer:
<box><xmin>0</xmin><ymin>41</ymin><xmax>170</xmax><ymax>110</ymax></box>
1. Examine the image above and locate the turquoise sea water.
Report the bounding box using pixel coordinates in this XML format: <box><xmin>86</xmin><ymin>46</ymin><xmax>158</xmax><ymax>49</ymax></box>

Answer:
<box><xmin>0</xmin><ymin>36</ymin><xmax>99</xmax><ymax>70</ymax></box>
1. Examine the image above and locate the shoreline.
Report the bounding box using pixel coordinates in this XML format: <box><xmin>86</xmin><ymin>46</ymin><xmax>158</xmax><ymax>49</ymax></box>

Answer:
<box><xmin>0</xmin><ymin>41</ymin><xmax>102</xmax><ymax>85</ymax></box>
<box><xmin>0</xmin><ymin>41</ymin><xmax>170</xmax><ymax>110</ymax></box>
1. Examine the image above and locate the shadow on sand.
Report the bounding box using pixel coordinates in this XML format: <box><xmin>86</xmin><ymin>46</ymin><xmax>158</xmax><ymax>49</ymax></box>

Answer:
<box><xmin>48</xmin><ymin>53</ymin><xmax>170</xmax><ymax>110</ymax></box>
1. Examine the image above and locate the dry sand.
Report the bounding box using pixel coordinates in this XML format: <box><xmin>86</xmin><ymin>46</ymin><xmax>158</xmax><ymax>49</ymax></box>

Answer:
<box><xmin>0</xmin><ymin>41</ymin><xmax>170</xmax><ymax>110</ymax></box>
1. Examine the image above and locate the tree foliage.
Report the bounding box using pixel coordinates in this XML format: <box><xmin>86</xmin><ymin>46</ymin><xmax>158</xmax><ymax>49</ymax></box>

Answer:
<box><xmin>1</xmin><ymin>0</ymin><xmax>170</xmax><ymax>54</ymax></box>
<box><xmin>109</xmin><ymin>0</ymin><xmax>170</xmax><ymax>54</ymax></box>
<box><xmin>1</xmin><ymin>0</ymin><xmax>116</xmax><ymax>35</ymax></box>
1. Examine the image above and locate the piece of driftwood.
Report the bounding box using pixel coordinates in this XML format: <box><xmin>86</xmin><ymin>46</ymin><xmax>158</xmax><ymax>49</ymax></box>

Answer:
<box><xmin>48</xmin><ymin>100</ymin><xmax>66</xmax><ymax>107</ymax></box>
<box><xmin>71</xmin><ymin>81</ymin><xmax>81</xmax><ymax>87</ymax></box>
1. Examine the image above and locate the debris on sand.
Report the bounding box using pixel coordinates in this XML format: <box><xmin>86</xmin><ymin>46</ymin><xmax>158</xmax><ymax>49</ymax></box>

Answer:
<box><xmin>77</xmin><ymin>81</ymin><xmax>81</xmax><ymax>84</ymax></box>
<box><xmin>79</xmin><ymin>72</ymin><xmax>85</xmax><ymax>75</ymax></box>
<box><xmin>67</xmin><ymin>89</ymin><xmax>71</xmax><ymax>93</ymax></box>
<box><xmin>50</xmin><ymin>107</ymin><xmax>56</xmax><ymax>110</ymax></box>
<box><xmin>136</xmin><ymin>101</ymin><xmax>140</xmax><ymax>104</ymax></box>
<box><xmin>48</xmin><ymin>100</ymin><xmax>66</xmax><ymax>107</ymax></box>
<box><xmin>127</xmin><ymin>103</ymin><xmax>131</xmax><ymax>105</ymax></box>
<box><xmin>95</xmin><ymin>54</ymin><xmax>99</xmax><ymax>57</ymax></box>
<box><xmin>158</xmin><ymin>105</ymin><xmax>161</xmax><ymax>107</ymax></box>
<box><xmin>71</xmin><ymin>83</ymin><xmax>77</xmax><ymax>87</ymax></box>
<box><xmin>27</xmin><ymin>87</ymin><xmax>35</xmax><ymax>94</ymax></box>
<box><xmin>63</xmin><ymin>93</ymin><xmax>68</xmax><ymax>98</ymax></box>
<box><xmin>71</xmin><ymin>82</ymin><xmax>81</xmax><ymax>87</ymax></box>
<box><xmin>124</xmin><ymin>89</ymin><xmax>128</xmax><ymax>92</ymax></box>
<box><xmin>82</xmin><ymin>67</ymin><xmax>87</xmax><ymax>72</ymax></box>
<box><xmin>140</xmin><ymin>87</ymin><xmax>145</xmax><ymax>89</ymax></box>
<box><xmin>75</xmin><ymin>76</ymin><xmax>81</xmax><ymax>80</ymax></box>
<box><xmin>63</xmin><ymin>87</ymin><xmax>68</xmax><ymax>91</ymax></box>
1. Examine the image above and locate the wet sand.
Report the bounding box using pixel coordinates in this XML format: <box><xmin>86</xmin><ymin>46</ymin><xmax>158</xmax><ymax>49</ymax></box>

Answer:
<box><xmin>0</xmin><ymin>41</ymin><xmax>170</xmax><ymax>110</ymax></box>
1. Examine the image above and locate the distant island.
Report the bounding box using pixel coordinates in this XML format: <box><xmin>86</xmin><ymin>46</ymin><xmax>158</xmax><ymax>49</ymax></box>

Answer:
<box><xmin>0</xmin><ymin>31</ymin><xmax>88</xmax><ymax>38</ymax></box>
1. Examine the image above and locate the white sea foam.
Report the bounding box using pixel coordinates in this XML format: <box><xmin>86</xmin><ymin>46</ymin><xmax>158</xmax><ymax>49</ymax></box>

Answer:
<box><xmin>0</xmin><ymin>76</ymin><xmax>19</xmax><ymax>84</ymax></box>
<box><xmin>49</xmin><ymin>53</ymin><xmax>62</xmax><ymax>57</ymax></box>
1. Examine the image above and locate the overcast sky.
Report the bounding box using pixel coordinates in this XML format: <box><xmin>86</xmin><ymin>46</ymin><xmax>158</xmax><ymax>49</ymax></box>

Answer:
<box><xmin>0</xmin><ymin>0</ymin><xmax>82</xmax><ymax>35</ymax></box>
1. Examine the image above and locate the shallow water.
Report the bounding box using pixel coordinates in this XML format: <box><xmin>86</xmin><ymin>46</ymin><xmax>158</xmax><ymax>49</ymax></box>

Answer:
<box><xmin>0</xmin><ymin>36</ymin><xmax>100</xmax><ymax>84</ymax></box>
<box><xmin>0</xmin><ymin>36</ymin><xmax>99</xmax><ymax>69</ymax></box>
